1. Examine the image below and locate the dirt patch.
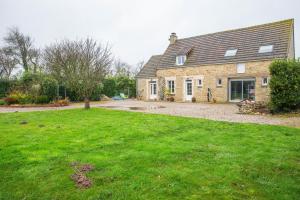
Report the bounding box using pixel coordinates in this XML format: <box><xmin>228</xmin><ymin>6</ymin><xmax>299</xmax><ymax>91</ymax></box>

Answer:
<box><xmin>20</xmin><ymin>120</ymin><xmax>28</xmax><ymax>125</ymax></box>
<box><xmin>129</xmin><ymin>107</ymin><xmax>146</xmax><ymax>110</ymax></box>
<box><xmin>70</xmin><ymin>162</ymin><xmax>94</xmax><ymax>189</ymax></box>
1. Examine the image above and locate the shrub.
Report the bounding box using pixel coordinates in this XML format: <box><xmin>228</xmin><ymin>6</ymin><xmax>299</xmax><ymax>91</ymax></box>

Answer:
<box><xmin>269</xmin><ymin>59</ymin><xmax>300</xmax><ymax>112</ymax></box>
<box><xmin>0</xmin><ymin>80</ymin><xmax>13</xmax><ymax>98</ymax></box>
<box><xmin>18</xmin><ymin>95</ymin><xmax>33</xmax><ymax>105</ymax></box>
<box><xmin>35</xmin><ymin>95</ymin><xmax>50</xmax><ymax>104</ymax></box>
<box><xmin>40</xmin><ymin>77</ymin><xmax>58</xmax><ymax>101</ymax></box>
<box><xmin>4</xmin><ymin>97</ymin><xmax>17</xmax><ymax>105</ymax></box>
<box><xmin>8</xmin><ymin>91</ymin><xmax>33</xmax><ymax>105</ymax></box>
<box><xmin>0</xmin><ymin>99</ymin><xmax>5</xmax><ymax>105</ymax></box>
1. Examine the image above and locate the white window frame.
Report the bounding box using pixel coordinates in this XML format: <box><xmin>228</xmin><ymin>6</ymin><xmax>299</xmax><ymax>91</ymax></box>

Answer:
<box><xmin>196</xmin><ymin>78</ymin><xmax>203</xmax><ymax>87</ymax></box>
<box><xmin>176</xmin><ymin>55</ymin><xmax>186</xmax><ymax>65</ymax></box>
<box><xmin>224</xmin><ymin>49</ymin><xmax>237</xmax><ymax>57</ymax></box>
<box><xmin>261</xmin><ymin>77</ymin><xmax>269</xmax><ymax>86</ymax></box>
<box><xmin>216</xmin><ymin>78</ymin><xmax>222</xmax><ymax>87</ymax></box>
<box><xmin>259</xmin><ymin>45</ymin><xmax>273</xmax><ymax>53</ymax></box>
<box><xmin>167</xmin><ymin>80</ymin><xmax>175</xmax><ymax>94</ymax></box>
<box><xmin>165</xmin><ymin>77</ymin><xmax>176</xmax><ymax>94</ymax></box>
<box><xmin>237</xmin><ymin>63</ymin><xmax>245</xmax><ymax>73</ymax></box>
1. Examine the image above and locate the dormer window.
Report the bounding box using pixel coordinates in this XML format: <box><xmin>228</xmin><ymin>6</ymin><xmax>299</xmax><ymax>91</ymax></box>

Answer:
<box><xmin>176</xmin><ymin>55</ymin><xmax>186</xmax><ymax>65</ymax></box>
<box><xmin>259</xmin><ymin>45</ymin><xmax>273</xmax><ymax>53</ymax></box>
<box><xmin>224</xmin><ymin>49</ymin><xmax>237</xmax><ymax>57</ymax></box>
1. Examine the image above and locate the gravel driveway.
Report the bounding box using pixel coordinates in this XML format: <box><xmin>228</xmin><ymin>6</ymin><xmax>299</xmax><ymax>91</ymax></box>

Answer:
<box><xmin>98</xmin><ymin>100</ymin><xmax>300</xmax><ymax>128</ymax></box>
<box><xmin>0</xmin><ymin>100</ymin><xmax>299</xmax><ymax>127</ymax></box>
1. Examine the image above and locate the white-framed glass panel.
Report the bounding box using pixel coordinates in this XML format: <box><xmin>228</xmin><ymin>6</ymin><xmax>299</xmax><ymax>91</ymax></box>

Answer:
<box><xmin>229</xmin><ymin>79</ymin><xmax>255</xmax><ymax>102</ymax></box>
<box><xmin>167</xmin><ymin>80</ymin><xmax>175</xmax><ymax>94</ymax></box>
<box><xmin>259</xmin><ymin>45</ymin><xmax>273</xmax><ymax>53</ymax></box>
<box><xmin>224</xmin><ymin>49</ymin><xmax>237</xmax><ymax>57</ymax></box>
<box><xmin>216</xmin><ymin>78</ymin><xmax>222</xmax><ymax>87</ymax></box>
<box><xmin>261</xmin><ymin>77</ymin><xmax>269</xmax><ymax>86</ymax></box>
<box><xmin>197</xmin><ymin>78</ymin><xmax>203</xmax><ymax>87</ymax></box>
<box><xmin>237</xmin><ymin>63</ymin><xmax>245</xmax><ymax>73</ymax></box>
<box><xmin>149</xmin><ymin>81</ymin><xmax>157</xmax><ymax>99</ymax></box>
<box><xmin>176</xmin><ymin>55</ymin><xmax>186</xmax><ymax>65</ymax></box>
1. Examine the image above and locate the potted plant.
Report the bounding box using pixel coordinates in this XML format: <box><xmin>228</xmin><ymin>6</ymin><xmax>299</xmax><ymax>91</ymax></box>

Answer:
<box><xmin>192</xmin><ymin>97</ymin><xmax>196</xmax><ymax>103</ymax></box>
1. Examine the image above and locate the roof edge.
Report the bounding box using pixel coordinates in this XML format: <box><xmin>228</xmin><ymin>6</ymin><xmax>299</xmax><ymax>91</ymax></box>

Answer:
<box><xmin>176</xmin><ymin>18</ymin><xmax>294</xmax><ymax>42</ymax></box>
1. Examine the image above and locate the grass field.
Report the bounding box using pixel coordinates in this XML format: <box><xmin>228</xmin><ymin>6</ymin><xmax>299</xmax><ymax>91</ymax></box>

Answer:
<box><xmin>0</xmin><ymin>108</ymin><xmax>299</xmax><ymax>199</ymax></box>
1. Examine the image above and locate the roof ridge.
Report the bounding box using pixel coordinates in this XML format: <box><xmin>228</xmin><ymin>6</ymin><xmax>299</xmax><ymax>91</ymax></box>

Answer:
<box><xmin>177</xmin><ymin>18</ymin><xmax>294</xmax><ymax>41</ymax></box>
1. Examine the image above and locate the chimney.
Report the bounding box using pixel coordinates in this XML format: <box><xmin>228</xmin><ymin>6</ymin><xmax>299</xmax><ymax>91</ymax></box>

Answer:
<box><xmin>169</xmin><ymin>32</ymin><xmax>177</xmax><ymax>44</ymax></box>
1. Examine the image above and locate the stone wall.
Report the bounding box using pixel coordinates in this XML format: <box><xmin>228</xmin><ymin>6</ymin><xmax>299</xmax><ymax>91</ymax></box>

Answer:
<box><xmin>137</xmin><ymin>60</ymin><xmax>272</xmax><ymax>102</ymax></box>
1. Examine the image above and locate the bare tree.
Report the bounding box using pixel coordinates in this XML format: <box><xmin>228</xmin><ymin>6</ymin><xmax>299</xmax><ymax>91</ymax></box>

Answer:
<box><xmin>44</xmin><ymin>38</ymin><xmax>113</xmax><ymax>109</ymax></box>
<box><xmin>113</xmin><ymin>58</ymin><xmax>133</xmax><ymax>77</ymax></box>
<box><xmin>3</xmin><ymin>27</ymin><xmax>38</xmax><ymax>72</ymax></box>
<box><xmin>0</xmin><ymin>47</ymin><xmax>18</xmax><ymax>79</ymax></box>
<box><xmin>133</xmin><ymin>60</ymin><xmax>144</xmax><ymax>77</ymax></box>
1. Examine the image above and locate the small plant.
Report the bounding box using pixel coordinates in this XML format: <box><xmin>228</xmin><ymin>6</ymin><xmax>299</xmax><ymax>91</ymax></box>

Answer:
<box><xmin>213</xmin><ymin>98</ymin><xmax>217</xmax><ymax>103</ymax></box>
<box><xmin>169</xmin><ymin>96</ymin><xmax>175</xmax><ymax>102</ymax></box>
<box><xmin>192</xmin><ymin>97</ymin><xmax>196</xmax><ymax>103</ymax></box>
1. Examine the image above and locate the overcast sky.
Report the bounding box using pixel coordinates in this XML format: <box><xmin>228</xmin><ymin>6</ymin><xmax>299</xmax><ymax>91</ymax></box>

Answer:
<box><xmin>0</xmin><ymin>0</ymin><xmax>299</xmax><ymax>66</ymax></box>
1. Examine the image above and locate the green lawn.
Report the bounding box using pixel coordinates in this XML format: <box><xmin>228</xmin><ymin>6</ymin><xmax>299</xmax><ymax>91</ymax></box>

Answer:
<box><xmin>0</xmin><ymin>108</ymin><xmax>299</xmax><ymax>200</ymax></box>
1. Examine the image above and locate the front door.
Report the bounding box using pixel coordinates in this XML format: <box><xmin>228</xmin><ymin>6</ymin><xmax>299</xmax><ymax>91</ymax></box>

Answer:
<box><xmin>229</xmin><ymin>79</ymin><xmax>255</xmax><ymax>102</ymax></box>
<box><xmin>185</xmin><ymin>79</ymin><xmax>193</xmax><ymax>101</ymax></box>
<box><xmin>149</xmin><ymin>81</ymin><xmax>157</xmax><ymax>100</ymax></box>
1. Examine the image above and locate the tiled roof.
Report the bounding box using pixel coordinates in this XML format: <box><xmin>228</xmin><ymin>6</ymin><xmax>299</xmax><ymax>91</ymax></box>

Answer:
<box><xmin>158</xmin><ymin>19</ymin><xmax>294</xmax><ymax>68</ymax></box>
<box><xmin>136</xmin><ymin>55</ymin><xmax>161</xmax><ymax>78</ymax></box>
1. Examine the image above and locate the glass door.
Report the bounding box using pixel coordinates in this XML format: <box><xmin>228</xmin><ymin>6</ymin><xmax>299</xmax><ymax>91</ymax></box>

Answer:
<box><xmin>149</xmin><ymin>81</ymin><xmax>157</xmax><ymax>99</ymax></box>
<box><xmin>229</xmin><ymin>79</ymin><xmax>255</xmax><ymax>102</ymax></box>
<box><xmin>185</xmin><ymin>79</ymin><xmax>193</xmax><ymax>101</ymax></box>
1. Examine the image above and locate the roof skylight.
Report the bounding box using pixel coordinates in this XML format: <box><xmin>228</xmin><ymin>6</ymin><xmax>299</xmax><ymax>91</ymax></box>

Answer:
<box><xmin>259</xmin><ymin>45</ymin><xmax>273</xmax><ymax>53</ymax></box>
<box><xmin>224</xmin><ymin>49</ymin><xmax>237</xmax><ymax>57</ymax></box>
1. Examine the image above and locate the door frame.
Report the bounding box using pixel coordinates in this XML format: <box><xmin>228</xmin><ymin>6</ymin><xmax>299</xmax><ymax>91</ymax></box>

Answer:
<box><xmin>149</xmin><ymin>80</ymin><xmax>158</xmax><ymax>100</ymax></box>
<box><xmin>183</xmin><ymin>78</ymin><xmax>193</xmax><ymax>101</ymax></box>
<box><xmin>228</xmin><ymin>78</ymin><xmax>255</xmax><ymax>102</ymax></box>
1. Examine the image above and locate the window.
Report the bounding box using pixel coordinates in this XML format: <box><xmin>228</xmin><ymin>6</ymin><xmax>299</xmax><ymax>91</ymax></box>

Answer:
<box><xmin>259</xmin><ymin>45</ymin><xmax>273</xmax><ymax>53</ymax></box>
<box><xmin>197</xmin><ymin>78</ymin><xmax>203</xmax><ymax>87</ymax></box>
<box><xmin>237</xmin><ymin>63</ymin><xmax>245</xmax><ymax>73</ymax></box>
<box><xmin>217</xmin><ymin>78</ymin><xmax>222</xmax><ymax>87</ymax></box>
<box><xmin>167</xmin><ymin>80</ymin><xmax>175</xmax><ymax>94</ymax></box>
<box><xmin>224</xmin><ymin>49</ymin><xmax>237</xmax><ymax>57</ymax></box>
<box><xmin>176</xmin><ymin>55</ymin><xmax>186</xmax><ymax>65</ymax></box>
<box><xmin>262</xmin><ymin>77</ymin><xmax>269</xmax><ymax>86</ymax></box>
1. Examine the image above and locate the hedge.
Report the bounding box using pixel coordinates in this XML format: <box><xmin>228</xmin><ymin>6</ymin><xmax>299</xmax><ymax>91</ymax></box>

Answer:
<box><xmin>269</xmin><ymin>59</ymin><xmax>300</xmax><ymax>112</ymax></box>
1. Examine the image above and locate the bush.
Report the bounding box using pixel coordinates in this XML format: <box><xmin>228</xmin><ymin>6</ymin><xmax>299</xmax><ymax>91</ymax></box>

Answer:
<box><xmin>35</xmin><ymin>95</ymin><xmax>50</xmax><ymax>104</ymax></box>
<box><xmin>40</xmin><ymin>77</ymin><xmax>58</xmax><ymax>101</ymax></box>
<box><xmin>4</xmin><ymin>97</ymin><xmax>17</xmax><ymax>105</ymax></box>
<box><xmin>0</xmin><ymin>99</ymin><xmax>5</xmax><ymax>105</ymax></box>
<box><xmin>0</xmin><ymin>80</ymin><xmax>13</xmax><ymax>98</ymax></box>
<box><xmin>8</xmin><ymin>91</ymin><xmax>33</xmax><ymax>105</ymax></box>
<box><xmin>269</xmin><ymin>59</ymin><xmax>300</xmax><ymax>112</ymax></box>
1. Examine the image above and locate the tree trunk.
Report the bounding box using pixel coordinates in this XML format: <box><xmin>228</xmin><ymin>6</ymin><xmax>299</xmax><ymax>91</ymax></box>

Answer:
<box><xmin>84</xmin><ymin>97</ymin><xmax>90</xmax><ymax>109</ymax></box>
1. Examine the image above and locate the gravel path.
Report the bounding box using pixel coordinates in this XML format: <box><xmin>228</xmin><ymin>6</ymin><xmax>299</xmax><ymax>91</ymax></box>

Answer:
<box><xmin>0</xmin><ymin>100</ymin><xmax>299</xmax><ymax>127</ymax></box>
<box><xmin>98</xmin><ymin>100</ymin><xmax>300</xmax><ymax>128</ymax></box>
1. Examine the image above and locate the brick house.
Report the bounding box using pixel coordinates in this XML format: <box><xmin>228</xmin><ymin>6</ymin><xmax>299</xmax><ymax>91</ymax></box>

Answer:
<box><xmin>136</xmin><ymin>19</ymin><xmax>295</xmax><ymax>102</ymax></box>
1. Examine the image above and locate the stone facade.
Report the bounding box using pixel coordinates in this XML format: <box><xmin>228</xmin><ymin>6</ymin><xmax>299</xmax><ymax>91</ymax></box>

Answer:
<box><xmin>137</xmin><ymin>60</ymin><xmax>272</xmax><ymax>102</ymax></box>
